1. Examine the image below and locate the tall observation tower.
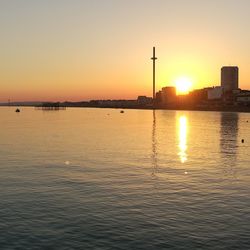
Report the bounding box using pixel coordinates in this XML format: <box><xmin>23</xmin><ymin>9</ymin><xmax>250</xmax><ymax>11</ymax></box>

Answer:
<box><xmin>151</xmin><ymin>47</ymin><xmax>157</xmax><ymax>100</ymax></box>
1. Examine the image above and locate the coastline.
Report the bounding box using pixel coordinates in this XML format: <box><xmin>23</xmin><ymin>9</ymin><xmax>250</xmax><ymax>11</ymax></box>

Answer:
<box><xmin>1</xmin><ymin>103</ymin><xmax>250</xmax><ymax>113</ymax></box>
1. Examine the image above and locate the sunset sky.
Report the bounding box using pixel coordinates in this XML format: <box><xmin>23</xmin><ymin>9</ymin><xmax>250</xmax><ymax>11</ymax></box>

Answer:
<box><xmin>1</xmin><ymin>0</ymin><xmax>250</xmax><ymax>102</ymax></box>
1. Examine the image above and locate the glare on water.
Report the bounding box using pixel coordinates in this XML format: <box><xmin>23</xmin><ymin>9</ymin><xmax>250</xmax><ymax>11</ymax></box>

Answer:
<box><xmin>178</xmin><ymin>115</ymin><xmax>188</xmax><ymax>163</ymax></box>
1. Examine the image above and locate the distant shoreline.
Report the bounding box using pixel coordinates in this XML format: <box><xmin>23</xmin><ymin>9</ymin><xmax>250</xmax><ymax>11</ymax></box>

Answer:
<box><xmin>1</xmin><ymin>103</ymin><xmax>250</xmax><ymax>114</ymax></box>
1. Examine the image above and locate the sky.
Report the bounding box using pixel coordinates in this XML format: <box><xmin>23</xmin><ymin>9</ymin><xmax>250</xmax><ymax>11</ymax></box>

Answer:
<box><xmin>1</xmin><ymin>0</ymin><xmax>250</xmax><ymax>102</ymax></box>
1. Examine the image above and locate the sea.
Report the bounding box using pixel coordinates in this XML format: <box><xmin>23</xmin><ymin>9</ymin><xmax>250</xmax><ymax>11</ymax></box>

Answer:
<box><xmin>0</xmin><ymin>107</ymin><xmax>249</xmax><ymax>250</ymax></box>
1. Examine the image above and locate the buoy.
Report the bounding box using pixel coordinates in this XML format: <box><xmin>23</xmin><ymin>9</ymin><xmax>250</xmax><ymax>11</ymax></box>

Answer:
<box><xmin>120</xmin><ymin>110</ymin><xmax>124</xmax><ymax>113</ymax></box>
<box><xmin>15</xmin><ymin>108</ymin><xmax>20</xmax><ymax>113</ymax></box>
<box><xmin>242</xmin><ymin>139</ymin><xmax>245</xmax><ymax>143</ymax></box>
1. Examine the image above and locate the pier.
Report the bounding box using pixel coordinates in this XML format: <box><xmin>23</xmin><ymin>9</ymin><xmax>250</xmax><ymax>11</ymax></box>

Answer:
<box><xmin>35</xmin><ymin>102</ymin><xmax>66</xmax><ymax>110</ymax></box>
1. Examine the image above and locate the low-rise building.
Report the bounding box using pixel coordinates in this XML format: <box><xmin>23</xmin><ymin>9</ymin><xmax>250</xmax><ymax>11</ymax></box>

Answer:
<box><xmin>161</xmin><ymin>86</ymin><xmax>177</xmax><ymax>105</ymax></box>
<box><xmin>137</xmin><ymin>96</ymin><xmax>152</xmax><ymax>105</ymax></box>
<box><xmin>207</xmin><ymin>86</ymin><xmax>223</xmax><ymax>100</ymax></box>
<box><xmin>155</xmin><ymin>91</ymin><xmax>162</xmax><ymax>103</ymax></box>
<box><xmin>189</xmin><ymin>88</ymin><xmax>208</xmax><ymax>103</ymax></box>
<box><xmin>236</xmin><ymin>91</ymin><xmax>250</xmax><ymax>105</ymax></box>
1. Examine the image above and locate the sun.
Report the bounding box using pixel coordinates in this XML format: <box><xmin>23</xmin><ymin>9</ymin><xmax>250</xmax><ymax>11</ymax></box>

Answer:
<box><xmin>175</xmin><ymin>77</ymin><xmax>192</xmax><ymax>95</ymax></box>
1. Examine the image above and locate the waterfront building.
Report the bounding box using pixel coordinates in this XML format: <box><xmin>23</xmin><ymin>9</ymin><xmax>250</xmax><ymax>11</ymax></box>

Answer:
<box><xmin>155</xmin><ymin>91</ymin><xmax>162</xmax><ymax>103</ymax></box>
<box><xmin>208</xmin><ymin>86</ymin><xmax>223</xmax><ymax>100</ymax></box>
<box><xmin>137</xmin><ymin>96</ymin><xmax>152</xmax><ymax>105</ymax></box>
<box><xmin>236</xmin><ymin>91</ymin><xmax>250</xmax><ymax>105</ymax></box>
<box><xmin>161</xmin><ymin>87</ymin><xmax>177</xmax><ymax>105</ymax></box>
<box><xmin>221</xmin><ymin>66</ymin><xmax>239</xmax><ymax>92</ymax></box>
<box><xmin>188</xmin><ymin>88</ymin><xmax>208</xmax><ymax>103</ymax></box>
<box><xmin>96</xmin><ymin>99</ymin><xmax>137</xmax><ymax>108</ymax></box>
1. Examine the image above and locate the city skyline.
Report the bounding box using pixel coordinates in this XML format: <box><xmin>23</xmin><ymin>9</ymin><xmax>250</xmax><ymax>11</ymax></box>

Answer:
<box><xmin>1</xmin><ymin>0</ymin><xmax>250</xmax><ymax>102</ymax></box>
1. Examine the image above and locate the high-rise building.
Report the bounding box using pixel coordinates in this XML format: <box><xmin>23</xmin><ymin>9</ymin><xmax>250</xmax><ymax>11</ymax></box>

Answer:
<box><xmin>221</xmin><ymin>66</ymin><xmax>239</xmax><ymax>92</ymax></box>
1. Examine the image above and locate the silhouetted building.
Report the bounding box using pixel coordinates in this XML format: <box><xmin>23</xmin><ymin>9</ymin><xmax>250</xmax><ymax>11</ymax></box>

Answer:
<box><xmin>221</xmin><ymin>66</ymin><xmax>239</xmax><ymax>92</ymax></box>
<box><xmin>92</xmin><ymin>99</ymin><xmax>137</xmax><ymax>108</ymax></box>
<box><xmin>137</xmin><ymin>96</ymin><xmax>152</xmax><ymax>105</ymax></box>
<box><xmin>156</xmin><ymin>91</ymin><xmax>162</xmax><ymax>103</ymax></box>
<box><xmin>188</xmin><ymin>88</ymin><xmax>208</xmax><ymax>103</ymax></box>
<box><xmin>208</xmin><ymin>86</ymin><xmax>223</xmax><ymax>100</ymax></box>
<box><xmin>236</xmin><ymin>91</ymin><xmax>250</xmax><ymax>105</ymax></box>
<box><xmin>161</xmin><ymin>87</ymin><xmax>176</xmax><ymax>105</ymax></box>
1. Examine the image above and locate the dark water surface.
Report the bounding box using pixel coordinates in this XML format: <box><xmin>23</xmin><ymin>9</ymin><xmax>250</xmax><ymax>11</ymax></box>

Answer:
<box><xmin>0</xmin><ymin>107</ymin><xmax>249</xmax><ymax>249</ymax></box>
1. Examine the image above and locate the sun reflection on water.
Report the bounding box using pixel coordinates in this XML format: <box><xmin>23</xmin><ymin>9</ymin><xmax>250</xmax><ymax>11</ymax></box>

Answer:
<box><xmin>178</xmin><ymin>116</ymin><xmax>188</xmax><ymax>163</ymax></box>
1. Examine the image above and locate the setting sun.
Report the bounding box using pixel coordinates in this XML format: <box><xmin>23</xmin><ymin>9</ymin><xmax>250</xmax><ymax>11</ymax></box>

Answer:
<box><xmin>175</xmin><ymin>77</ymin><xmax>193</xmax><ymax>95</ymax></box>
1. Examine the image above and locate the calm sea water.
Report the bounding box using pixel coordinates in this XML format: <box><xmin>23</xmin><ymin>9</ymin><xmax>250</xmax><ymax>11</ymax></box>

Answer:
<box><xmin>0</xmin><ymin>107</ymin><xmax>250</xmax><ymax>250</ymax></box>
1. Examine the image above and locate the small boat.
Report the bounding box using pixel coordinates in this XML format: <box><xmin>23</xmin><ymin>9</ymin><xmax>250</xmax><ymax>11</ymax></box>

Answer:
<box><xmin>15</xmin><ymin>108</ymin><xmax>20</xmax><ymax>113</ymax></box>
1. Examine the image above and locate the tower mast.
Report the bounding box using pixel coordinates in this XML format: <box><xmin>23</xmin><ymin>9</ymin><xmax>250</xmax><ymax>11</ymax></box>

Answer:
<box><xmin>151</xmin><ymin>47</ymin><xmax>157</xmax><ymax>100</ymax></box>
